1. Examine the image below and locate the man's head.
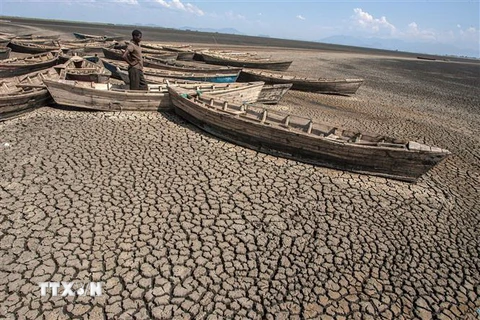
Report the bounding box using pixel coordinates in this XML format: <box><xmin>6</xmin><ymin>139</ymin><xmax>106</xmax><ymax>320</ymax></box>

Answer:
<box><xmin>132</xmin><ymin>29</ymin><xmax>142</xmax><ymax>43</ymax></box>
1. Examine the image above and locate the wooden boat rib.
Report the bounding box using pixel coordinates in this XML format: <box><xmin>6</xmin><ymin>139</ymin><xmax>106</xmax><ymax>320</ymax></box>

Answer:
<box><xmin>101</xmin><ymin>58</ymin><xmax>239</xmax><ymax>83</ymax></box>
<box><xmin>0</xmin><ymin>68</ymin><xmax>60</xmax><ymax>121</ymax></box>
<box><xmin>201</xmin><ymin>51</ymin><xmax>293</xmax><ymax>71</ymax></box>
<box><xmin>8</xmin><ymin>40</ymin><xmax>61</xmax><ymax>54</ymax></box>
<box><xmin>238</xmin><ymin>68</ymin><xmax>364</xmax><ymax>95</ymax></box>
<box><xmin>0</xmin><ymin>47</ymin><xmax>11</xmax><ymax>60</ymax></box>
<box><xmin>44</xmin><ymin>79</ymin><xmax>264</xmax><ymax>111</ymax></box>
<box><xmin>168</xmin><ymin>86</ymin><xmax>451</xmax><ymax>182</ymax></box>
<box><xmin>0</xmin><ymin>51</ymin><xmax>60</xmax><ymax>77</ymax></box>
<box><xmin>57</xmin><ymin>56</ymin><xmax>111</xmax><ymax>83</ymax></box>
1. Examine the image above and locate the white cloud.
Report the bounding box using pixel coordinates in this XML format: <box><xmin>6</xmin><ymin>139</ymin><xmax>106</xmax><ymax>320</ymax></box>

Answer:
<box><xmin>225</xmin><ymin>11</ymin><xmax>245</xmax><ymax>20</ymax></box>
<box><xmin>296</xmin><ymin>15</ymin><xmax>306</xmax><ymax>21</ymax></box>
<box><xmin>406</xmin><ymin>22</ymin><xmax>437</xmax><ymax>41</ymax></box>
<box><xmin>352</xmin><ymin>8</ymin><xmax>395</xmax><ymax>35</ymax></box>
<box><xmin>153</xmin><ymin>0</ymin><xmax>203</xmax><ymax>16</ymax></box>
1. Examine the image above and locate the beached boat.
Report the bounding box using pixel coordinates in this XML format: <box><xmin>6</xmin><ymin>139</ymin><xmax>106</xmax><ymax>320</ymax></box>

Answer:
<box><xmin>15</xmin><ymin>34</ymin><xmax>60</xmax><ymax>41</ymax></box>
<box><xmin>160</xmin><ymin>45</ymin><xmax>195</xmax><ymax>60</ymax></box>
<box><xmin>0</xmin><ymin>68</ymin><xmax>60</xmax><ymax>121</ymax></box>
<box><xmin>73</xmin><ymin>32</ymin><xmax>123</xmax><ymax>41</ymax></box>
<box><xmin>102</xmin><ymin>47</ymin><xmax>178</xmax><ymax>61</ymax></box>
<box><xmin>61</xmin><ymin>40</ymin><xmax>115</xmax><ymax>53</ymax></box>
<box><xmin>257</xmin><ymin>83</ymin><xmax>292</xmax><ymax>104</ymax></box>
<box><xmin>8</xmin><ymin>40</ymin><xmax>61</xmax><ymax>54</ymax></box>
<box><xmin>44</xmin><ymin>79</ymin><xmax>264</xmax><ymax>111</ymax></box>
<box><xmin>142</xmin><ymin>55</ymin><xmax>242</xmax><ymax>75</ymax></box>
<box><xmin>101</xmin><ymin>58</ymin><xmax>239</xmax><ymax>83</ymax></box>
<box><xmin>168</xmin><ymin>86</ymin><xmax>451</xmax><ymax>182</ymax></box>
<box><xmin>57</xmin><ymin>56</ymin><xmax>111</xmax><ymax>83</ymax></box>
<box><xmin>0</xmin><ymin>47</ymin><xmax>11</xmax><ymax>60</ymax></box>
<box><xmin>201</xmin><ymin>51</ymin><xmax>293</xmax><ymax>71</ymax></box>
<box><xmin>0</xmin><ymin>51</ymin><xmax>60</xmax><ymax>77</ymax></box>
<box><xmin>237</xmin><ymin>68</ymin><xmax>364</xmax><ymax>95</ymax></box>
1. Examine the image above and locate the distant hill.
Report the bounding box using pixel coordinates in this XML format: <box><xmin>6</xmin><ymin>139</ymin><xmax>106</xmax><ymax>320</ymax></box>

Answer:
<box><xmin>179</xmin><ymin>26</ymin><xmax>244</xmax><ymax>35</ymax></box>
<box><xmin>319</xmin><ymin>35</ymin><xmax>479</xmax><ymax>58</ymax></box>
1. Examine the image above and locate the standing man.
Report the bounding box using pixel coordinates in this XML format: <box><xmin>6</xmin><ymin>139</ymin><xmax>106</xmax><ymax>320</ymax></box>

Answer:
<box><xmin>122</xmin><ymin>29</ymin><xmax>147</xmax><ymax>90</ymax></box>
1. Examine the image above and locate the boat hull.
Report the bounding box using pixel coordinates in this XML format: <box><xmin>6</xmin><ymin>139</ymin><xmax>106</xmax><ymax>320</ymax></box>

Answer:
<box><xmin>0</xmin><ymin>90</ymin><xmax>51</xmax><ymax>121</ymax></box>
<box><xmin>44</xmin><ymin>80</ymin><xmax>172</xmax><ymax>111</ymax></box>
<box><xmin>201</xmin><ymin>53</ymin><xmax>292</xmax><ymax>71</ymax></box>
<box><xmin>169</xmin><ymin>89</ymin><xmax>449</xmax><ymax>182</ymax></box>
<box><xmin>238</xmin><ymin>69</ymin><xmax>364</xmax><ymax>95</ymax></box>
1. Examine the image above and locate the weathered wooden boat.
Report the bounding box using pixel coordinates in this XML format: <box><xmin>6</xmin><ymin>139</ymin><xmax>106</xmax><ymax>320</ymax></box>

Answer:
<box><xmin>101</xmin><ymin>58</ymin><xmax>238</xmax><ymax>83</ymax></box>
<box><xmin>57</xmin><ymin>56</ymin><xmax>111</xmax><ymax>83</ymax></box>
<box><xmin>201</xmin><ymin>51</ymin><xmax>292</xmax><ymax>71</ymax></box>
<box><xmin>0</xmin><ymin>68</ymin><xmax>60</xmax><ymax>121</ymax></box>
<box><xmin>8</xmin><ymin>40</ymin><xmax>61</xmax><ymax>54</ymax></box>
<box><xmin>0</xmin><ymin>51</ymin><xmax>60</xmax><ymax>77</ymax></box>
<box><xmin>160</xmin><ymin>45</ymin><xmax>195</xmax><ymax>60</ymax></box>
<box><xmin>73</xmin><ymin>32</ymin><xmax>123</xmax><ymax>41</ymax></box>
<box><xmin>0</xmin><ymin>38</ymin><xmax>10</xmax><ymax>47</ymax></box>
<box><xmin>44</xmin><ymin>79</ymin><xmax>264</xmax><ymax>111</ymax></box>
<box><xmin>113</xmin><ymin>42</ymin><xmax>180</xmax><ymax>58</ymax></box>
<box><xmin>61</xmin><ymin>40</ymin><xmax>115</xmax><ymax>53</ymax></box>
<box><xmin>0</xmin><ymin>47</ymin><xmax>11</xmax><ymax>60</ymax></box>
<box><xmin>102</xmin><ymin>47</ymin><xmax>178</xmax><ymax>61</ymax></box>
<box><xmin>168</xmin><ymin>86</ymin><xmax>451</xmax><ymax>182</ymax></box>
<box><xmin>142</xmin><ymin>55</ymin><xmax>242</xmax><ymax>75</ymax></box>
<box><xmin>257</xmin><ymin>83</ymin><xmax>292</xmax><ymax>104</ymax></box>
<box><xmin>15</xmin><ymin>34</ymin><xmax>60</xmax><ymax>41</ymax></box>
<box><xmin>237</xmin><ymin>68</ymin><xmax>364</xmax><ymax>95</ymax></box>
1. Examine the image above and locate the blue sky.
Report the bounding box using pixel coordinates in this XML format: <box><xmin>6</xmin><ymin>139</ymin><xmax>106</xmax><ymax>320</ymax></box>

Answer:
<box><xmin>1</xmin><ymin>0</ymin><xmax>479</xmax><ymax>57</ymax></box>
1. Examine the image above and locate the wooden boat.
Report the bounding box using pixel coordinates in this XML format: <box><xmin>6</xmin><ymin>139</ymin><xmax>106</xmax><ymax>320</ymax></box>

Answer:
<box><xmin>0</xmin><ymin>47</ymin><xmax>11</xmax><ymax>60</ymax></box>
<box><xmin>44</xmin><ymin>79</ymin><xmax>264</xmax><ymax>111</ymax></box>
<box><xmin>8</xmin><ymin>40</ymin><xmax>61</xmax><ymax>54</ymax></box>
<box><xmin>237</xmin><ymin>68</ymin><xmax>364</xmax><ymax>95</ymax></box>
<box><xmin>0</xmin><ymin>51</ymin><xmax>60</xmax><ymax>77</ymax></box>
<box><xmin>61</xmin><ymin>40</ymin><xmax>115</xmax><ymax>53</ymax></box>
<box><xmin>58</xmin><ymin>56</ymin><xmax>111</xmax><ymax>83</ymax></box>
<box><xmin>168</xmin><ymin>86</ymin><xmax>451</xmax><ymax>182</ymax></box>
<box><xmin>113</xmin><ymin>42</ymin><xmax>180</xmax><ymax>58</ymax></box>
<box><xmin>102</xmin><ymin>47</ymin><xmax>177</xmax><ymax>61</ymax></box>
<box><xmin>142</xmin><ymin>55</ymin><xmax>242</xmax><ymax>75</ymax></box>
<box><xmin>15</xmin><ymin>34</ymin><xmax>60</xmax><ymax>41</ymax></box>
<box><xmin>257</xmin><ymin>83</ymin><xmax>292</xmax><ymax>104</ymax></box>
<box><xmin>0</xmin><ymin>68</ymin><xmax>60</xmax><ymax>121</ymax></box>
<box><xmin>201</xmin><ymin>51</ymin><xmax>292</xmax><ymax>71</ymax></box>
<box><xmin>73</xmin><ymin>32</ymin><xmax>123</xmax><ymax>41</ymax></box>
<box><xmin>101</xmin><ymin>58</ymin><xmax>238</xmax><ymax>83</ymax></box>
<box><xmin>160</xmin><ymin>45</ymin><xmax>195</xmax><ymax>60</ymax></box>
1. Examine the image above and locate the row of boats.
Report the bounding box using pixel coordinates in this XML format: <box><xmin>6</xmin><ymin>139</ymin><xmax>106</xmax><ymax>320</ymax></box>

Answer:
<box><xmin>0</xmin><ymin>32</ymin><xmax>450</xmax><ymax>182</ymax></box>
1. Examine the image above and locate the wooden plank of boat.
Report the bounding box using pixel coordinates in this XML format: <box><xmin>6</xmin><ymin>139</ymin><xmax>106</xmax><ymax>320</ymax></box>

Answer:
<box><xmin>0</xmin><ymin>47</ymin><xmax>11</xmax><ymax>60</ymax></box>
<box><xmin>0</xmin><ymin>67</ymin><xmax>60</xmax><ymax>121</ymax></box>
<box><xmin>8</xmin><ymin>40</ymin><xmax>61</xmax><ymax>54</ymax></box>
<box><xmin>58</xmin><ymin>56</ymin><xmax>111</xmax><ymax>83</ymax></box>
<box><xmin>237</xmin><ymin>68</ymin><xmax>364</xmax><ymax>95</ymax></box>
<box><xmin>0</xmin><ymin>51</ymin><xmax>60</xmax><ymax>77</ymax></box>
<box><xmin>168</xmin><ymin>86</ymin><xmax>451</xmax><ymax>182</ymax></box>
<box><xmin>201</xmin><ymin>51</ymin><xmax>293</xmax><ymax>71</ymax></box>
<box><xmin>257</xmin><ymin>83</ymin><xmax>292</xmax><ymax>104</ymax></box>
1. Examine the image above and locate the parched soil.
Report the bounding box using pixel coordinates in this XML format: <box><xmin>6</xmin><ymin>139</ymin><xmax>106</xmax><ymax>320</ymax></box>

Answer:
<box><xmin>0</xmin><ymin>18</ymin><xmax>479</xmax><ymax>319</ymax></box>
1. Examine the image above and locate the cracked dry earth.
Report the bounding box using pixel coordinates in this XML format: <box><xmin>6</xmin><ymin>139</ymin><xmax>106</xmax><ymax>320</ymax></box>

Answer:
<box><xmin>1</xmin><ymin>49</ymin><xmax>479</xmax><ymax>320</ymax></box>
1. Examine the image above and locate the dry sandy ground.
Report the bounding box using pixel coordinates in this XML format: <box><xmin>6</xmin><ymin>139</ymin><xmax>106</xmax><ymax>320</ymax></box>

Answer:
<box><xmin>0</xmin><ymin>20</ymin><xmax>479</xmax><ymax>319</ymax></box>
